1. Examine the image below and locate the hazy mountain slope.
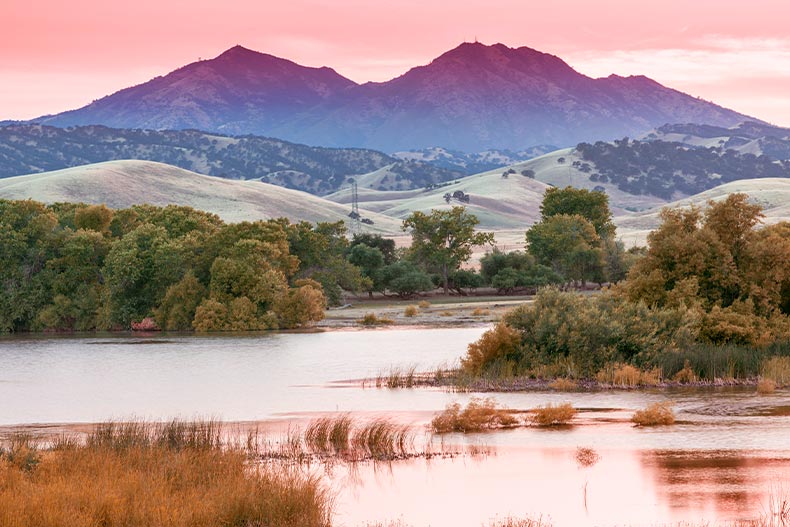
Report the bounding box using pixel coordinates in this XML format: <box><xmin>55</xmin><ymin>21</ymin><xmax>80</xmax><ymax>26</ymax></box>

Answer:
<box><xmin>38</xmin><ymin>45</ymin><xmax>356</xmax><ymax>133</ymax></box>
<box><xmin>391</xmin><ymin>145</ymin><xmax>557</xmax><ymax>174</ymax></box>
<box><xmin>30</xmin><ymin>43</ymin><xmax>754</xmax><ymax>152</ymax></box>
<box><xmin>0</xmin><ymin>160</ymin><xmax>402</xmax><ymax>231</ymax></box>
<box><xmin>0</xmin><ymin>124</ymin><xmax>460</xmax><ymax>194</ymax></box>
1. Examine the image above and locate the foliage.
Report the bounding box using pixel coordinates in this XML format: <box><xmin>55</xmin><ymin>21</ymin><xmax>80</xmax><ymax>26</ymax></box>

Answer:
<box><xmin>402</xmin><ymin>207</ymin><xmax>494</xmax><ymax>294</ymax></box>
<box><xmin>378</xmin><ymin>261</ymin><xmax>434</xmax><ymax>298</ymax></box>
<box><xmin>350</xmin><ymin>233</ymin><xmax>397</xmax><ymax>264</ymax></box>
<box><xmin>531</xmin><ymin>403</ymin><xmax>576</xmax><ymax>426</ymax></box>
<box><xmin>539</xmin><ymin>186</ymin><xmax>615</xmax><ymax>238</ymax></box>
<box><xmin>0</xmin><ymin>199</ymin><xmax>337</xmax><ymax>333</ymax></box>
<box><xmin>461</xmin><ymin>323</ymin><xmax>522</xmax><ymax>376</ymax></box>
<box><xmin>526</xmin><ymin>214</ymin><xmax>604</xmax><ymax>284</ymax></box>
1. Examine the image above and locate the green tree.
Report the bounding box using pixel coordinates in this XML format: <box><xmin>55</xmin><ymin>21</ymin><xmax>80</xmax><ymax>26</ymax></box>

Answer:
<box><xmin>540</xmin><ymin>186</ymin><xmax>615</xmax><ymax>238</ymax></box>
<box><xmin>402</xmin><ymin>207</ymin><xmax>494</xmax><ymax>294</ymax></box>
<box><xmin>347</xmin><ymin>244</ymin><xmax>385</xmax><ymax>297</ymax></box>
<box><xmin>379</xmin><ymin>261</ymin><xmax>434</xmax><ymax>299</ymax></box>
<box><xmin>526</xmin><ymin>214</ymin><xmax>604</xmax><ymax>285</ymax></box>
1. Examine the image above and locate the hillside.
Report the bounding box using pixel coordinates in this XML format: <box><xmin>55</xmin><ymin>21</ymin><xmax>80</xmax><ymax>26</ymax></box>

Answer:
<box><xmin>615</xmin><ymin>178</ymin><xmax>790</xmax><ymax>246</ymax></box>
<box><xmin>0</xmin><ymin>160</ymin><xmax>402</xmax><ymax>232</ymax></box>
<box><xmin>391</xmin><ymin>145</ymin><xmax>557</xmax><ymax>174</ymax></box>
<box><xmin>0</xmin><ymin>124</ymin><xmax>461</xmax><ymax>194</ymax></box>
<box><xmin>644</xmin><ymin>121</ymin><xmax>790</xmax><ymax>160</ymax></box>
<box><xmin>30</xmin><ymin>43</ymin><xmax>753</xmax><ymax>152</ymax></box>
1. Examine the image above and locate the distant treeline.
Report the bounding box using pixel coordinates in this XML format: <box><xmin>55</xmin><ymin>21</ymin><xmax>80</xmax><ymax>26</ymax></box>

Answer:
<box><xmin>576</xmin><ymin>138</ymin><xmax>790</xmax><ymax>199</ymax></box>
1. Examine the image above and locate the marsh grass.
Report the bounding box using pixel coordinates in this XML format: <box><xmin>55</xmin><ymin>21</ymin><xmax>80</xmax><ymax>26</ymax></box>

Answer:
<box><xmin>431</xmin><ymin>397</ymin><xmax>519</xmax><ymax>433</ymax></box>
<box><xmin>302</xmin><ymin>416</ymin><xmax>413</xmax><ymax>462</ymax></box>
<box><xmin>632</xmin><ymin>402</ymin><xmax>675</xmax><ymax>426</ymax></box>
<box><xmin>596</xmin><ymin>364</ymin><xmax>662</xmax><ymax>387</ymax></box>
<box><xmin>487</xmin><ymin>517</ymin><xmax>552</xmax><ymax>527</ymax></box>
<box><xmin>530</xmin><ymin>403</ymin><xmax>576</xmax><ymax>427</ymax></box>
<box><xmin>762</xmin><ymin>356</ymin><xmax>790</xmax><ymax>386</ymax></box>
<box><xmin>549</xmin><ymin>377</ymin><xmax>578</xmax><ymax>391</ymax></box>
<box><xmin>0</xmin><ymin>420</ymin><xmax>331</xmax><ymax>527</ymax></box>
<box><xmin>375</xmin><ymin>366</ymin><xmax>418</xmax><ymax>388</ymax></box>
<box><xmin>757</xmin><ymin>378</ymin><xmax>777</xmax><ymax>395</ymax></box>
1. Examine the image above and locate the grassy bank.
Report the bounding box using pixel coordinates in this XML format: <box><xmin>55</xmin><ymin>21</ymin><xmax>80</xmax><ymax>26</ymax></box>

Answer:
<box><xmin>0</xmin><ymin>420</ymin><xmax>330</xmax><ymax>527</ymax></box>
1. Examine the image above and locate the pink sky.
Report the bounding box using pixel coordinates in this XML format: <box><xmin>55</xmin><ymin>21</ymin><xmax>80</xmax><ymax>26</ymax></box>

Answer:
<box><xmin>3</xmin><ymin>0</ymin><xmax>790</xmax><ymax>126</ymax></box>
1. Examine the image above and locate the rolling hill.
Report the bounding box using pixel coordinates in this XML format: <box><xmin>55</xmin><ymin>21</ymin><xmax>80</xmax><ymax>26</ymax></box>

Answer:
<box><xmin>0</xmin><ymin>160</ymin><xmax>402</xmax><ymax>231</ymax></box>
<box><xmin>30</xmin><ymin>42</ymin><xmax>753</xmax><ymax>152</ymax></box>
<box><xmin>644</xmin><ymin>121</ymin><xmax>790</xmax><ymax>160</ymax></box>
<box><xmin>0</xmin><ymin>124</ymin><xmax>461</xmax><ymax>194</ymax></box>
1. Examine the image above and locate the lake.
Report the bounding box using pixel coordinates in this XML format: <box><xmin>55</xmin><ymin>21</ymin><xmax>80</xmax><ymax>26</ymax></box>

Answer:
<box><xmin>1</xmin><ymin>327</ymin><xmax>789</xmax><ymax>526</ymax></box>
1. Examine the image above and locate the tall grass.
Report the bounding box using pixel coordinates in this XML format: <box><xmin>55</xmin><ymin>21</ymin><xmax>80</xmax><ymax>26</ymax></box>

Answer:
<box><xmin>0</xmin><ymin>420</ymin><xmax>331</xmax><ymax>527</ymax></box>
<box><xmin>530</xmin><ymin>403</ymin><xmax>576</xmax><ymax>427</ymax></box>
<box><xmin>303</xmin><ymin>416</ymin><xmax>413</xmax><ymax>461</ymax></box>
<box><xmin>631</xmin><ymin>402</ymin><xmax>675</xmax><ymax>426</ymax></box>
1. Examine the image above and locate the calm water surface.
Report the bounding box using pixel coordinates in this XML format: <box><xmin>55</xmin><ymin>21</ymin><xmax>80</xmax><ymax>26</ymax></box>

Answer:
<box><xmin>2</xmin><ymin>327</ymin><xmax>789</xmax><ymax>526</ymax></box>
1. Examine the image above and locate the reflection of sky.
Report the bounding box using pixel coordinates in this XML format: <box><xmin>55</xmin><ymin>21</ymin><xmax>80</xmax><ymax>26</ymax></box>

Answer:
<box><xmin>4</xmin><ymin>0</ymin><xmax>790</xmax><ymax>124</ymax></box>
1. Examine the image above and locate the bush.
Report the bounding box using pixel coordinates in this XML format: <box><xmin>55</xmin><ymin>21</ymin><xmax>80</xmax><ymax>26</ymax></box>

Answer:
<box><xmin>431</xmin><ymin>398</ymin><xmax>518</xmax><ymax>433</ymax></box>
<box><xmin>418</xmin><ymin>300</ymin><xmax>431</xmax><ymax>309</ymax></box>
<box><xmin>275</xmin><ymin>280</ymin><xmax>326</xmax><ymax>328</ymax></box>
<box><xmin>403</xmin><ymin>305</ymin><xmax>418</xmax><ymax>317</ymax></box>
<box><xmin>632</xmin><ymin>402</ymin><xmax>675</xmax><ymax>426</ymax></box>
<box><xmin>359</xmin><ymin>313</ymin><xmax>394</xmax><ymax>326</ymax></box>
<box><xmin>757</xmin><ymin>378</ymin><xmax>777</xmax><ymax>394</ymax></box>
<box><xmin>461</xmin><ymin>323</ymin><xmax>522</xmax><ymax>375</ymax></box>
<box><xmin>531</xmin><ymin>403</ymin><xmax>576</xmax><ymax>426</ymax></box>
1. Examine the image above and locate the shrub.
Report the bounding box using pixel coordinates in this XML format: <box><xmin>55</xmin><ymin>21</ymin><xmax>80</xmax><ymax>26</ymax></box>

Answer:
<box><xmin>531</xmin><ymin>403</ymin><xmax>576</xmax><ymax>426</ymax></box>
<box><xmin>471</xmin><ymin>307</ymin><xmax>491</xmax><ymax>316</ymax></box>
<box><xmin>439</xmin><ymin>311</ymin><xmax>454</xmax><ymax>317</ymax></box>
<box><xmin>672</xmin><ymin>360</ymin><xmax>697</xmax><ymax>383</ymax></box>
<box><xmin>192</xmin><ymin>299</ymin><xmax>229</xmax><ymax>332</ymax></box>
<box><xmin>275</xmin><ymin>280</ymin><xmax>326</xmax><ymax>329</ymax></box>
<box><xmin>359</xmin><ymin>313</ymin><xmax>394</xmax><ymax>326</ymax></box>
<box><xmin>418</xmin><ymin>300</ymin><xmax>431</xmax><ymax>309</ymax></box>
<box><xmin>632</xmin><ymin>402</ymin><xmax>675</xmax><ymax>426</ymax></box>
<box><xmin>757</xmin><ymin>378</ymin><xmax>777</xmax><ymax>394</ymax></box>
<box><xmin>431</xmin><ymin>397</ymin><xmax>518</xmax><ymax>433</ymax></box>
<box><xmin>461</xmin><ymin>322</ymin><xmax>522</xmax><ymax>375</ymax></box>
<box><xmin>403</xmin><ymin>305</ymin><xmax>418</xmax><ymax>317</ymax></box>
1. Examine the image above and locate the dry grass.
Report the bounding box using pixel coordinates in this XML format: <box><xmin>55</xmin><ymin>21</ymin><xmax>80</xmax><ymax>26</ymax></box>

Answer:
<box><xmin>375</xmin><ymin>366</ymin><xmax>418</xmax><ymax>388</ymax></box>
<box><xmin>757</xmin><ymin>378</ymin><xmax>777</xmax><ymax>395</ymax></box>
<box><xmin>762</xmin><ymin>356</ymin><xmax>790</xmax><ymax>386</ymax></box>
<box><xmin>431</xmin><ymin>397</ymin><xmax>519</xmax><ymax>433</ymax></box>
<box><xmin>632</xmin><ymin>402</ymin><xmax>676</xmax><ymax>426</ymax></box>
<box><xmin>302</xmin><ymin>416</ymin><xmax>412</xmax><ymax>461</ymax></box>
<box><xmin>549</xmin><ymin>377</ymin><xmax>578</xmax><ymax>391</ymax></box>
<box><xmin>471</xmin><ymin>307</ymin><xmax>491</xmax><ymax>316</ymax></box>
<box><xmin>418</xmin><ymin>300</ymin><xmax>431</xmax><ymax>309</ymax></box>
<box><xmin>439</xmin><ymin>310</ymin><xmax>455</xmax><ymax>317</ymax></box>
<box><xmin>530</xmin><ymin>403</ymin><xmax>576</xmax><ymax>427</ymax></box>
<box><xmin>359</xmin><ymin>313</ymin><xmax>395</xmax><ymax>326</ymax></box>
<box><xmin>0</xmin><ymin>421</ymin><xmax>331</xmax><ymax>527</ymax></box>
<box><xmin>403</xmin><ymin>305</ymin><xmax>419</xmax><ymax>317</ymax></box>
<box><xmin>596</xmin><ymin>363</ymin><xmax>662</xmax><ymax>387</ymax></box>
<box><xmin>673</xmin><ymin>360</ymin><xmax>698</xmax><ymax>384</ymax></box>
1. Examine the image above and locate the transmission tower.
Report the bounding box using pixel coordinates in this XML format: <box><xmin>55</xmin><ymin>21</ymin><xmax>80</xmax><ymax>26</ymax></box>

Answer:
<box><xmin>348</xmin><ymin>178</ymin><xmax>361</xmax><ymax>235</ymax></box>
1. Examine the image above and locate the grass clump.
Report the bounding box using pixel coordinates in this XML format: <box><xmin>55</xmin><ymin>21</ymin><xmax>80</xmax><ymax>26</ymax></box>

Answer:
<box><xmin>0</xmin><ymin>420</ymin><xmax>331</xmax><ymax>527</ymax></box>
<box><xmin>596</xmin><ymin>363</ymin><xmax>662</xmax><ymax>387</ymax></box>
<box><xmin>359</xmin><ymin>312</ymin><xmax>394</xmax><ymax>326</ymax></box>
<box><xmin>403</xmin><ymin>305</ymin><xmax>419</xmax><ymax>317</ymax></box>
<box><xmin>632</xmin><ymin>401</ymin><xmax>675</xmax><ymax>426</ymax></box>
<box><xmin>549</xmin><ymin>377</ymin><xmax>578</xmax><ymax>391</ymax></box>
<box><xmin>302</xmin><ymin>415</ymin><xmax>412</xmax><ymax>461</ymax></box>
<box><xmin>418</xmin><ymin>300</ymin><xmax>431</xmax><ymax>309</ymax></box>
<box><xmin>376</xmin><ymin>366</ymin><xmax>417</xmax><ymax>388</ymax></box>
<box><xmin>762</xmin><ymin>356</ymin><xmax>790</xmax><ymax>386</ymax></box>
<box><xmin>757</xmin><ymin>378</ymin><xmax>777</xmax><ymax>394</ymax></box>
<box><xmin>431</xmin><ymin>397</ymin><xmax>519</xmax><ymax>433</ymax></box>
<box><xmin>530</xmin><ymin>403</ymin><xmax>576</xmax><ymax>427</ymax></box>
<box><xmin>439</xmin><ymin>310</ymin><xmax>454</xmax><ymax>317</ymax></box>
<box><xmin>471</xmin><ymin>307</ymin><xmax>491</xmax><ymax>316</ymax></box>
<box><xmin>487</xmin><ymin>517</ymin><xmax>552</xmax><ymax>527</ymax></box>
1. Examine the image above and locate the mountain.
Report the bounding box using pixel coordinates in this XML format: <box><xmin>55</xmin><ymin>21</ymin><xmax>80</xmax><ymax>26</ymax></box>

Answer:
<box><xmin>0</xmin><ymin>124</ymin><xmax>462</xmax><ymax>194</ymax></box>
<box><xmin>0</xmin><ymin>160</ymin><xmax>402</xmax><ymax>231</ymax></box>
<box><xmin>32</xmin><ymin>43</ymin><xmax>754</xmax><ymax>152</ymax></box>
<box><xmin>644</xmin><ymin>121</ymin><xmax>790</xmax><ymax>160</ymax></box>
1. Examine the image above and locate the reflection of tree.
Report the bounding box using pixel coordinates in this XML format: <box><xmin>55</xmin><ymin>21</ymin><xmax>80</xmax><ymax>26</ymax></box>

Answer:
<box><xmin>640</xmin><ymin>450</ymin><xmax>758</xmax><ymax>517</ymax></box>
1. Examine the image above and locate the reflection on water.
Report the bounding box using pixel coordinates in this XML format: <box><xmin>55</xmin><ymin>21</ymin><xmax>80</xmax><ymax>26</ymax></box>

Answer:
<box><xmin>2</xmin><ymin>329</ymin><xmax>790</xmax><ymax>525</ymax></box>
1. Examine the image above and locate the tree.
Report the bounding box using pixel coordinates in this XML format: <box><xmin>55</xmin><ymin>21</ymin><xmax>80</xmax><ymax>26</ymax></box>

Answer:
<box><xmin>526</xmin><ymin>214</ymin><xmax>604</xmax><ymax>285</ymax></box>
<box><xmin>539</xmin><ymin>186</ymin><xmax>615</xmax><ymax>239</ymax></box>
<box><xmin>350</xmin><ymin>233</ymin><xmax>396</xmax><ymax>264</ymax></box>
<box><xmin>379</xmin><ymin>261</ymin><xmax>434</xmax><ymax>299</ymax></box>
<box><xmin>402</xmin><ymin>207</ymin><xmax>494</xmax><ymax>294</ymax></box>
<box><xmin>347</xmin><ymin>244</ymin><xmax>385</xmax><ymax>297</ymax></box>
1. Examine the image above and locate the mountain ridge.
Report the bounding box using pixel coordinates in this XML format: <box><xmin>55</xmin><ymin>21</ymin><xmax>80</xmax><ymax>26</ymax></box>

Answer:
<box><xmin>31</xmin><ymin>42</ymin><xmax>755</xmax><ymax>151</ymax></box>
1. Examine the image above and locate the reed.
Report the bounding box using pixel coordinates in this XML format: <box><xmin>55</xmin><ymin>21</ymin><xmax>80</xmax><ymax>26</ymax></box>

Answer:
<box><xmin>549</xmin><ymin>377</ymin><xmax>578</xmax><ymax>391</ymax></box>
<box><xmin>757</xmin><ymin>378</ymin><xmax>777</xmax><ymax>395</ymax></box>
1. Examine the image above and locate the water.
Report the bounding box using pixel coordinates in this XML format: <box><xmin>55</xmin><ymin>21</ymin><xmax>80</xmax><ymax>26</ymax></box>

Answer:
<box><xmin>2</xmin><ymin>328</ymin><xmax>790</xmax><ymax>526</ymax></box>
